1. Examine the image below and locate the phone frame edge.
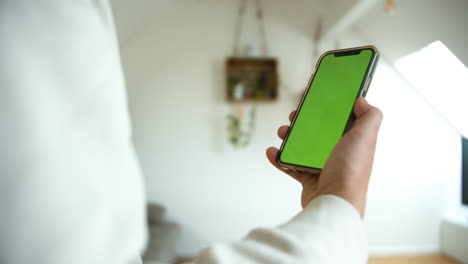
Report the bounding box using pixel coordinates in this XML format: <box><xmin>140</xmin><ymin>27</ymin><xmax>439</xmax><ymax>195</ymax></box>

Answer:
<box><xmin>276</xmin><ymin>45</ymin><xmax>380</xmax><ymax>175</ymax></box>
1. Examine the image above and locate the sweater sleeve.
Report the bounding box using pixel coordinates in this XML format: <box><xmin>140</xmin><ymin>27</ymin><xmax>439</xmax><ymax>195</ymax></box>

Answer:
<box><xmin>194</xmin><ymin>195</ymin><xmax>367</xmax><ymax>264</ymax></box>
<box><xmin>0</xmin><ymin>1</ymin><xmax>147</xmax><ymax>264</ymax></box>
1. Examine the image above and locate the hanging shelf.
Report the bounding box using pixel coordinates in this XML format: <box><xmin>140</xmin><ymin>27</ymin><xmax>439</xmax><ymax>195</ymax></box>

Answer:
<box><xmin>225</xmin><ymin>0</ymin><xmax>278</xmax><ymax>103</ymax></box>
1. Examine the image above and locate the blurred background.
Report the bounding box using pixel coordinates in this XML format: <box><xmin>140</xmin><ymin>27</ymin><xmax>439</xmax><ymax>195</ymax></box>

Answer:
<box><xmin>109</xmin><ymin>0</ymin><xmax>468</xmax><ymax>263</ymax></box>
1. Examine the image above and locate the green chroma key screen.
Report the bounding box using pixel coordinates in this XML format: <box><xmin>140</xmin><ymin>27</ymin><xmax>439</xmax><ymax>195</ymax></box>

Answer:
<box><xmin>279</xmin><ymin>49</ymin><xmax>374</xmax><ymax>169</ymax></box>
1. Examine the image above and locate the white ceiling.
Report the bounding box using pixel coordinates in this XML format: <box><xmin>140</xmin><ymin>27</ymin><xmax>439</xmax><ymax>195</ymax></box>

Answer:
<box><xmin>110</xmin><ymin>0</ymin><xmax>468</xmax><ymax>67</ymax></box>
<box><xmin>109</xmin><ymin>0</ymin><xmax>354</xmax><ymax>46</ymax></box>
<box><xmin>353</xmin><ymin>0</ymin><xmax>468</xmax><ymax>66</ymax></box>
<box><xmin>110</xmin><ymin>0</ymin><xmax>162</xmax><ymax>44</ymax></box>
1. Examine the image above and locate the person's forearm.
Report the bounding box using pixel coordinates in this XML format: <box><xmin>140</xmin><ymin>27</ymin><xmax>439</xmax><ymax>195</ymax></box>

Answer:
<box><xmin>194</xmin><ymin>195</ymin><xmax>367</xmax><ymax>264</ymax></box>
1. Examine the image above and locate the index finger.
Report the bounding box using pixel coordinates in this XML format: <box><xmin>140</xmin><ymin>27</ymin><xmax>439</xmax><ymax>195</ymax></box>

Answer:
<box><xmin>289</xmin><ymin>110</ymin><xmax>297</xmax><ymax>122</ymax></box>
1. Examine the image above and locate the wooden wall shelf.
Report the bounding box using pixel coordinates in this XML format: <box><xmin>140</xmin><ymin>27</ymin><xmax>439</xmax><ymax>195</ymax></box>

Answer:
<box><xmin>225</xmin><ymin>57</ymin><xmax>278</xmax><ymax>103</ymax></box>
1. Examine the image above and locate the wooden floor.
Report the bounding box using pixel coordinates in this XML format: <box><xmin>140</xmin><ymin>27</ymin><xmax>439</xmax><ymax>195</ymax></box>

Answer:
<box><xmin>368</xmin><ymin>254</ymin><xmax>460</xmax><ymax>264</ymax></box>
<box><xmin>178</xmin><ymin>254</ymin><xmax>461</xmax><ymax>264</ymax></box>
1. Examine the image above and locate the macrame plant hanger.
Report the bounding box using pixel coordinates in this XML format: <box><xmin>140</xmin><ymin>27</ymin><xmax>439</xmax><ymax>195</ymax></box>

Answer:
<box><xmin>232</xmin><ymin>0</ymin><xmax>268</xmax><ymax>57</ymax></box>
<box><xmin>226</xmin><ymin>0</ymin><xmax>277</xmax><ymax>148</ymax></box>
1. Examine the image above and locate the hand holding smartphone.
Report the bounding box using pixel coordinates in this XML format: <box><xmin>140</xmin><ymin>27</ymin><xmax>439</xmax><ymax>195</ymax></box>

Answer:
<box><xmin>267</xmin><ymin>46</ymin><xmax>382</xmax><ymax>214</ymax></box>
<box><xmin>277</xmin><ymin>46</ymin><xmax>379</xmax><ymax>174</ymax></box>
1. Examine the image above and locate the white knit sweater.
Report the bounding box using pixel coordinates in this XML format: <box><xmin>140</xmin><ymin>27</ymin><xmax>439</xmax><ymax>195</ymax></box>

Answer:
<box><xmin>193</xmin><ymin>195</ymin><xmax>367</xmax><ymax>264</ymax></box>
<box><xmin>0</xmin><ymin>1</ymin><xmax>367</xmax><ymax>264</ymax></box>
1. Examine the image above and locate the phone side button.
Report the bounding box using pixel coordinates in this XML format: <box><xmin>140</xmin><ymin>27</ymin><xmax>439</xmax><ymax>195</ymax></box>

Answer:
<box><xmin>363</xmin><ymin>80</ymin><xmax>370</xmax><ymax>96</ymax></box>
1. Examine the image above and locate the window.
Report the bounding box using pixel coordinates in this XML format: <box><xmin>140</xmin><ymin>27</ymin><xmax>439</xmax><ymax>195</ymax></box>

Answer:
<box><xmin>395</xmin><ymin>41</ymin><xmax>468</xmax><ymax>137</ymax></box>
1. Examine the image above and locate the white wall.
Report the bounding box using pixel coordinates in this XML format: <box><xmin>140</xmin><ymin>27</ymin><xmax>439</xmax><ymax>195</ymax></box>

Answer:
<box><xmin>364</xmin><ymin>60</ymin><xmax>461</xmax><ymax>255</ymax></box>
<box><xmin>350</xmin><ymin>0</ymin><xmax>468</xmax><ymax>254</ymax></box>
<box><xmin>118</xmin><ymin>0</ymin><xmax>317</xmax><ymax>256</ymax></box>
<box><xmin>114</xmin><ymin>0</ymin><xmax>466</xmax><ymax>257</ymax></box>
<box><xmin>320</xmin><ymin>31</ymin><xmax>464</xmax><ymax>255</ymax></box>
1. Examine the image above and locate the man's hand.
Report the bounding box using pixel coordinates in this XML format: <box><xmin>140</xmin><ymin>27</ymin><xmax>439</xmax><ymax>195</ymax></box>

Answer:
<box><xmin>266</xmin><ymin>97</ymin><xmax>383</xmax><ymax>217</ymax></box>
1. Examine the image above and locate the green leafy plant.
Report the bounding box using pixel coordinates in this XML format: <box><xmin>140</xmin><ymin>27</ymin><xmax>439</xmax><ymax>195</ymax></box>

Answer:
<box><xmin>227</xmin><ymin>106</ymin><xmax>256</xmax><ymax>148</ymax></box>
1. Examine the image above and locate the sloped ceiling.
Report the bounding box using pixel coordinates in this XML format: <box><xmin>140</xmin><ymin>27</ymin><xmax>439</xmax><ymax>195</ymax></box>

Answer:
<box><xmin>109</xmin><ymin>0</ymin><xmax>357</xmax><ymax>47</ymax></box>
<box><xmin>110</xmin><ymin>0</ymin><xmax>162</xmax><ymax>44</ymax></box>
<box><xmin>353</xmin><ymin>0</ymin><xmax>468</xmax><ymax>65</ymax></box>
<box><xmin>111</xmin><ymin>0</ymin><xmax>468</xmax><ymax>67</ymax></box>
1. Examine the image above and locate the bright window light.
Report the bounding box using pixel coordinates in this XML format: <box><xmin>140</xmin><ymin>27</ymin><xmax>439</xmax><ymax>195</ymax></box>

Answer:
<box><xmin>395</xmin><ymin>41</ymin><xmax>468</xmax><ymax>138</ymax></box>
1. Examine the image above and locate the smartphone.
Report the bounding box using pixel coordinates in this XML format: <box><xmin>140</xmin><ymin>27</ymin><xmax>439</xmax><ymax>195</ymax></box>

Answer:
<box><xmin>277</xmin><ymin>45</ymin><xmax>379</xmax><ymax>174</ymax></box>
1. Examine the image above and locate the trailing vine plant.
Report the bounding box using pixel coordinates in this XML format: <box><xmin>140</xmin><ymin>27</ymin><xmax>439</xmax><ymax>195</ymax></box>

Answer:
<box><xmin>227</xmin><ymin>106</ymin><xmax>257</xmax><ymax>148</ymax></box>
